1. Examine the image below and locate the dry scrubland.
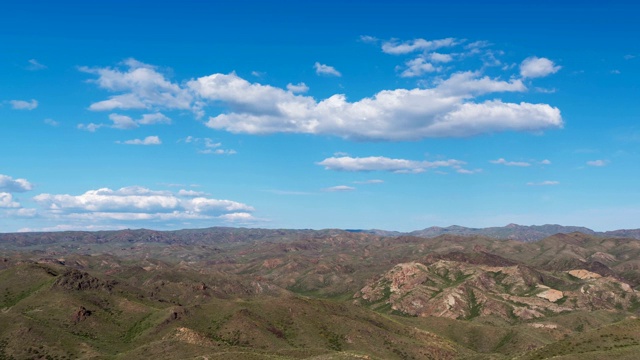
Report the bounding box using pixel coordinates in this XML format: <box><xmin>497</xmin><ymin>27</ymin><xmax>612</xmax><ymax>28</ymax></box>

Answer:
<box><xmin>1</xmin><ymin>226</ymin><xmax>640</xmax><ymax>359</ymax></box>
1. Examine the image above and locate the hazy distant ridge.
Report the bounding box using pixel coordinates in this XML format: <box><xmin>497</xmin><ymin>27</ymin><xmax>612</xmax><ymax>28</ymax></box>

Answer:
<box><xmin>357</xmin><ymin>224</ymin><xmax>640</xmax><ymax>242</ymax></box>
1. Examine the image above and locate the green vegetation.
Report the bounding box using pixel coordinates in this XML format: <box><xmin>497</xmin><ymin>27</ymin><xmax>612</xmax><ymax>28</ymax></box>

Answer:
<box><xmin>1</xmin><ymin>227</ymin><xmax>640</xmax><ymax>359</ymax></box>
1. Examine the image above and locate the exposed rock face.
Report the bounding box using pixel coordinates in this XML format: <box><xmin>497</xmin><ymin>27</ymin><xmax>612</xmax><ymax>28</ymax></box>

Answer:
<box><xmin>355</xmin><ymin>253</ymin><xmax>638</xmax><ymax>321</ymax></box>
<box><xmin>536</xmin><ymin>287</ymin><xmax>564</xmax><ymax>302</ymax></box>
<box><xmin>568</xmin><ymin>269</ymin><xmax>602</xmax><ymax>280</ymax></box>
<box><xmin>54</xmin><ymin>269</ymin><xmax>117</xmax><ymax>291</ymax></box>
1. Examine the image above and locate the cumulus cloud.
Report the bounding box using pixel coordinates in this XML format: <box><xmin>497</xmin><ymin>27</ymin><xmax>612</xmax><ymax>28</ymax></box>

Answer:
<box><xmin>218</xmin><ymin>212</ymin><xmax>256</xmax><ymax>222</ymax></box>
<box><xmin>82</xmin><ymin>58</ymin><xmax>563</xmax><ymax>141</ymax></box>
<box><xmin>527</xmin><ymin>181</ymin><xmax>559</xmax><ymax>186</ymax></box>
<box><xmin>117</xmin><ymin>136</ymin><xmax>161</xmax><ymax>145</ymax></box>
<box><xmin>428</xmin><ymin>52</ymin><xmax>454</xmax><ymax>63</ymax></box>
<box><xmin>540</xmin><ymin>159</ymin><xmax>551</xmax><ymax>165</ymax></box>
<box><xmin>323</xmin><ymin>185</ymin><xmax>356</xmax><ymax>192</ymax></box>
<box><xmin>400</xmin><ymin>57</ymin><xmax>439</xmax><ymax>77</ymax></box>
<box><xmin>109</xmin><ymin>113</ymin><xmax>138</xmax><ymax>129</ymax></box>
<box><xmin>10</xmin><ymin>99</ymin><xmax>38</xmax><ymax>110</ymax></box>
<box><xmin>33</xmin><ymin>186</ymin><xmax>255</xmax><ymax>223</ymax></box>
<box><xmin>587</xmin><ymin>159</ymin><xmax>608</xmax><ymax>167</ymax></box>
<box><xmin>286</xmin><ymin>82</ymin><xmax>309</xmax><ymax>93</ymax></box>
<box><xmin>138</xmin><ymin>113</ymin><xmax>172</xmax><ymax>125</ymax></box>
<box><xmin>318</xmin><ymin>156</ymin><xmax>466</xmax><ymax>173</ymax></box>
<box><xmin>6</xmin><ymin>208</ymin><xmax>38</xmax><ymax>218</ymax></box>
<box><xmin>0</xmin><ymin>192</ymin><xmax>20</xmax><ymax>208</ymax></box>
<box><xmin>80</xmin><ymin>58</ymin><xmax>193</xmax><ymax>111</ymax></box>
<box><xmin>0</xmin><ymin>174</ymin><xmax>33</xmax><ymax>192</ymax></box>
<box><xmin>381</xmin><ymin>37</ymin><xmax>457</xmax><ymax>54</ymax></box>
<box><xmin>314</xmin><ymin>62</ymin><xmax>342</xmax><ymax>77</ymax></box>
<box><xmin>193</xmin><ymin>71</ymin><xmax>560</xmax><ymax>141</ymax></box>
<box><xmin>520</xmin><ymin>57</ymin><xmax>561</xmax><ymax>78</ymax></box>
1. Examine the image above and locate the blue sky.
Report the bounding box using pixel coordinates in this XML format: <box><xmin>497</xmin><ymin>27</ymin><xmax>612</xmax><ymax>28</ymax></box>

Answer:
<box><xmin>1</xmin><ymin>0</ymin><xmax>639</xmax><ymax>232</ymax></box>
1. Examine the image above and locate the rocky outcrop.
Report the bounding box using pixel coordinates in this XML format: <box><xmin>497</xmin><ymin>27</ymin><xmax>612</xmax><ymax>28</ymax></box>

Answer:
<box><xmin>536</xmin><ymin>287</ymin><xmax>564</xmax><ymax>302</ymax></box>
<box><xmin>54</xmin><ymin>269</ymin><xmax>117</xmax><ymax>292</ymax></box>
<box><xmin>568</xmin><ymin>269</ymin><xmax>601</xmax><ymax>280</ymax></box>
<box><xmin>73</xmin><ymin>306</ymin><xmax>91</xmax><ymax>323</ymax></box>
<box><xmin>355</xmin><ymin>253</ymin><xmax>638</xmax><ymax>321</ymax></box>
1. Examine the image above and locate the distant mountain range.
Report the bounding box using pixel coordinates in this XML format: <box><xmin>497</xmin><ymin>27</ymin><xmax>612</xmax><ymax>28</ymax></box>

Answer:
<box><xmin>351</xmin><ymin>224</ymin><xmax>640</xmax><ymax>242</ymax></box>
<box><xmin>1</xmin><ymin>224</ymin><xmax>639</xmax><ymax>245</ymax></box>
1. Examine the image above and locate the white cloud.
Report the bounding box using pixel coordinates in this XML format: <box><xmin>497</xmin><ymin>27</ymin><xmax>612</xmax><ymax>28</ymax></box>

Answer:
<box><xmin>323</xmin><ymin>185</ymin><xmax>356</xmax><ymax>192</ymax></box>
<box><xmin>0</xmin><ymin>174</ymin><xmax>33</xmax><ymax>192</ymax></box>
<box><xmin>79</xmin><ymin>112</ymin><xmax>171</xmax><ymax>131</ymax></box>
<box><xmin>624</xmin><ymin>55</ymin><xmax>636</xmax><ymax>60</ymax></box>
<box><xmin>314</xmin><ymin>62</ymin><xmax>342</xmax><ymax>77</ymax></box>
<box><xmin>219</xmin><ymin>212</ymin><xmax>256</xmax><ymax>222</ymax></box>
<box><xmin>286</xmin><ymin>82</ymin><xmax>309</xmax><ymax>93</ymax></box>
<box><xmin>465</xmin><ymin>40</ymin><xmax>491</xmax><ymax>50</ymax></box>
<box><xmin>199</xmin><ymin>148</ymin><xmax>237</xmax><ymax>155</ymax></box>
<box><xmin>177</xmin><ymin>189</ymin><xmax>208</xmax><ymax>197</ymax></box>
<box><xmin>118</xmin><ymin>136</ymin><xmax>161</xmax><ymax>145</ymax></box>
<box><xmin>26</xmin><ymin>59</ymin><xmax>47</xmax><ymax>71</ymax></box>
<box><xmin>33</xmin><ymin>186</ymin><xmax>254</xmax><ymax>221</ymax></box>
<box><xmin>400</xmin><ymin>57</ymin><xmax>440</xmax><ymax>77</ymax></box>
<box><xmin>540</xmin><ymin>159</ymin><xmax>551</xmax><ymax>165</ymax></box>
<box><xmin>456</xmin><ymin>168</ymin><xmax>482</xmax><ymax>174</ymax></box>
<box><xmin>10</xmin><ymin>99</ymin><xmax>38</xmax><ymax>110</ymax></box>
<box><xmin>359</xmin><ymin>35</ymin><xmax>378</xmax><ymax>44</ymax></box>
<box><xmin>381</xmin><ymin>38</ymin><xmax>457</xmax><ymax>55</ymax></box>
<box><xmin>83</xmin><ymin>59</ymin><xmax>563</xmax><ymax>141</ymax></box>
<box><xmin>520</xmin><ymin>57</ymin><xmax>561</xmax><ymax>78</ymax></box>
<box><xmin>6</xmin><ymin>208</ymin><xmax>38</xmax><ymax>217</ymax></box>
<box><xmin>534</xmin><ymin>87</ymin><xmax>557</xmax><ymax>93</ymax></box>
<box><xmin>77</xmin><ymin>123</ymin><xmax>104</xmax><ymax>132</ymax></box>
<box><xmin>587</xmin><ymin>159</ymin><xmax>608</xmax><ymax>167</ymax></box>
<box><xmin>318</xmin><ymin>156</ymin><xmax>465</xmax><ymax>173</ymax></box>
<box><xmin>204</xmin><ymin>138</ymin><xmax>221</xmax><ymax>148</ymax></box>
<box><xmin>193</xmin><ymin>71</ymin><xmax>559</xmax><ymax>141</ymax></box>
<box><xmin>44</xmin><ymin>118</ymin><xmax>59</xmax><ymax>126</ymax></box>
<box><xmin>490</xmin><ymin>158</ymin><xmax>531</xmax><ymax>167</ymax></box>
<box><xmin>184</xmin><ymin>137</ymin><xmax>235</xmax><ymax>155</ymax></box>
<box><xmin>610</xmin><ymin>70</ymin><xmax>621</xmax><ymax>74</ymax></box>
<box><xmin>80</xmin><ymin>58</ymin><xmax>193</xmax><ymax>111</ymax></box>
<box><xmin>428</xmin><ymin>52</ymin><xmax>453</xmax><ymax>63</ymax></box>
<box><xmin>0</xmin><ymin>192</ymin><xmax>20</xmax><ymax>208</ymax></box>
<box><xmin>527</xmin><ymin>181</ymin><xmax>559</xmax><ymax>186</ymax></box>
<box><xmin>109</xmin><ymin>114</ymin><xmax>138</xmax><ymax>129</ymax></box>
<box><xmin>138</xmin><ymin>112</ymin><xmax>172</xmax><ymax>125</ymax></box>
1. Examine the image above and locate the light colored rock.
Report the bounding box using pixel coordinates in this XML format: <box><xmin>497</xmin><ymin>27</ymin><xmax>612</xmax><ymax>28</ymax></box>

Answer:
<box><xmin>447</xmin><ymin>295</ymin><xmax>455</xmax><ymax>307</ymax></box>
<box><xmin>530</xmin><ymin>323</ymin><xmax>558</xmax><ymax>329</ymax></box>
<box><xmin>536</xmin><ymin>289</ymin><xmax>564</xmax><ymax>302</ymax></box>
<box><xmin>568</xmin><ymin>269</ymin><xmax>601</xmax><ymax>280</ymax></box>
